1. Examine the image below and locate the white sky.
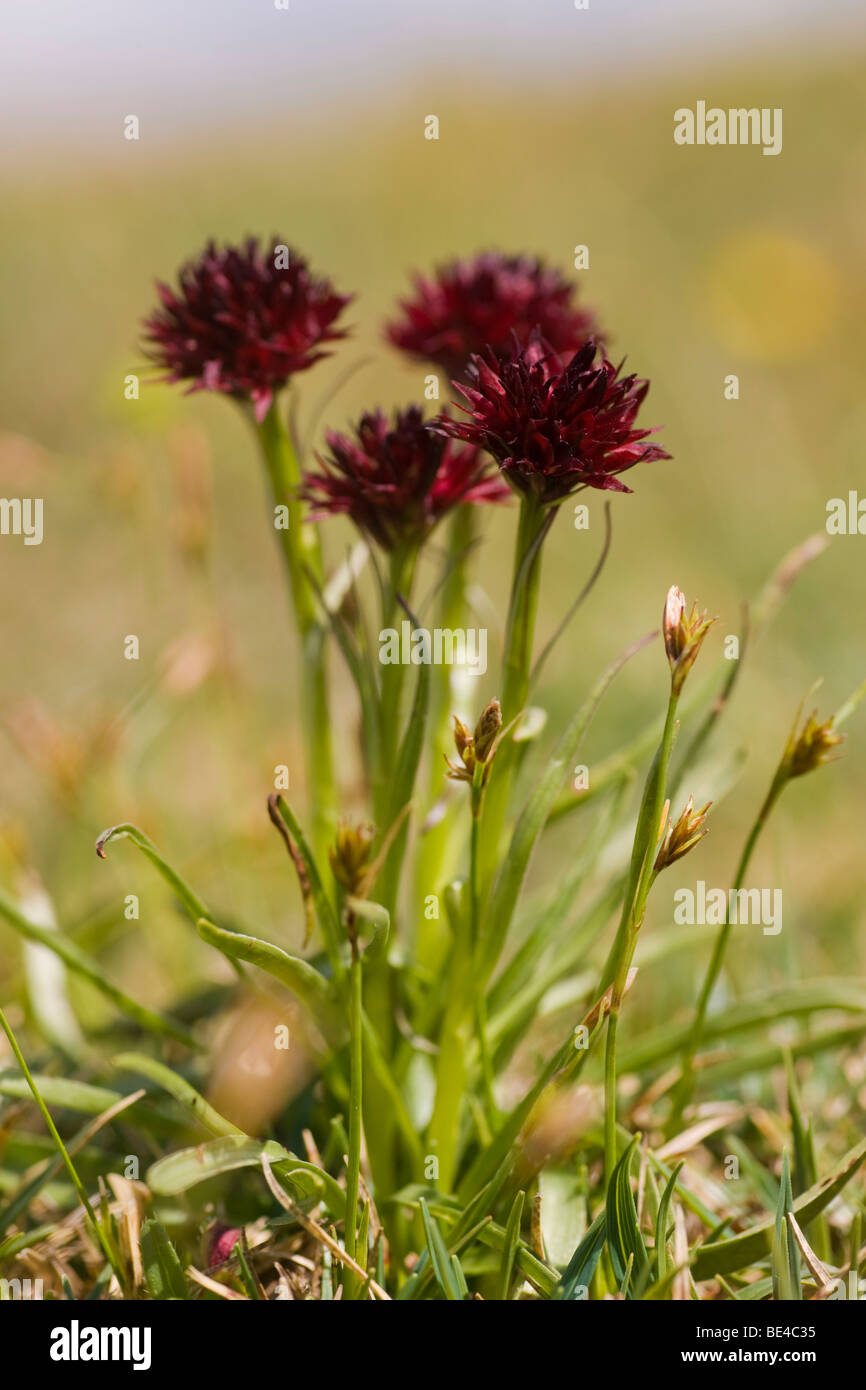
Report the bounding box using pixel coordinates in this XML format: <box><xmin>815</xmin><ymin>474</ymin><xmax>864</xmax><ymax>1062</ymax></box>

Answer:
<box><xmin>1</xmin><ymin>0</ymin><xmax>863</xmax><ymax>152</ymax></box>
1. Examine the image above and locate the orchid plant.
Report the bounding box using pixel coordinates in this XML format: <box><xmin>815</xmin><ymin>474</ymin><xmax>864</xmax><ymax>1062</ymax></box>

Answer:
<box><xmin>1</xmin><ymin>242</ymin><xmax>863</xmax><ymax>1304</ymax></box>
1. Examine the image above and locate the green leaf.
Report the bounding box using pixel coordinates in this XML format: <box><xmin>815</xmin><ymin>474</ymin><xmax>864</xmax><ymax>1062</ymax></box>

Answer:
<box><xmin>693</xmin><ymin>1135</ymin><xmax>866</xmax><ymax>1282</ymax></box>
<box><xmin>480</xmin><ymin>631</ymin><xmax>655</xmax><ymax>981</ymax></box>
<box><xmin>488</xmin><ymin>879</ymin><xmax>622</xmax><ymax>1051</ymax></box>
<box><xmin>388</xmin><ymin>610</ymin><xmax>431</xmax><ymax>828</ymax></box>
<box><xmin>195</xmin><ymin>917</ymin><xmax>346</xmax><ymax>1046</ymax></box>
<box><xmin>270</xmin><ymin>796</ymin><xmax>343</xmax><ymax>973</ymax></box>
<box><xmin>457</xmin><ymin>1008</ymin><xmax>607</xmax><ymax>1208</ymax></box>
<box><xmin>236</xmin><ymin>1239</ymin><xmax>263</xmax><ymax>1300</ymax></box>
<box><xmin>139</xmin><ymin>1217</ymin><xmax>187</xmax><ymax>1299</ymax></box>
<box><xmin>499</xmin><ymin>1190</ymin><xmax>525</xmax><ymax>1300</ymax></box>
<box><xmin>309</xmin><ymin>558</ymin><xmax>383</xmax><ymax>780</ymax></box>
<box><xmin>0</xmin><ymin>1072</ymin><xmax>124</xmax><ymax>1115</ymax></box>
<box><xmin>95</xmin><ymin>823</ymin><xmax>210</xmax><ymax>920</ymax></box>
<box><xmin>488</xmin><ymin>779</ymin><xmax>628</xmax><ymax>1018</ymax></box>
<box><xmin>655</xmin><ymin>1161</ymin><xmax>684</xmax><ymax>1284</ymax></box>
<box><xmin>529</xmin><ymin>501</ymin><xmax>613</xmax><ymax>688</ymax></box>
<box><xmin>694</xmin><ymin>1023</ymin><xmax>866</xmax><ymax>1090</ymax></box>
<box><xmin>361</xmin><ymin>1016</ymin><xmax>424</xmax><ymax>1168</ymax></box>
<box><xmin>0</xmin><ymin>1086</ymin><xmax>144</xmax><ymax>1239</ymax></box>
<box><xmin>420</xmin><ymin>1198</ymin><xmax>465</xmax><ymax>1301</ymax></box>
<box><xmin>0</xmin><ymin>887</ymin><xmax>195</xmax><ymax>1049</ymax></box>
<box><xmin>557</xmin><ymin>1209</ymin><xmax>606</xmax><ymax>1300</ymax></box>
<box><xmin>345</xmin><ymin>896</ymin><xmax>390</xmax><ymax>959</ymax></box>
<box><xmin>605</xmin><ymin>1136</ymin><xmax>649</xmax><ymax>1295</ymax></box>
<box><xmin>395</xmin><ymin>1162</ymin><xmax>514</xmax><ymax>1301</ymax></box>
<box><xmin>773</xmin><ymin>1152</ymin><xmax>801</xmax><ymax>1301</ymax></box>
<box><xmin>0</xmin><ymin>1224</ymin><xmax>56</xmax><ymax>1260</ymax></box>
<box><xmin>785</xmin><ymin>1054</ymin><xmax>813</xmax><ymax>1197</ymax></box>
<box><xmin>450</xmin><ymin>1253</ymin><xmax>469</xmax><ymax>1299</ymax></box>
<box><xmin>146</xmin><ymin>1136</ymin><xmax>344</xmax><ymax>1217</ymax></box>
<box><xmin>111</xmin><ymin>1052</ymin><xmax>244</xmax><ymax>1138</ymax></box>
<box><xmin>356</xmin><ymin>1200</ymin><xmax>371</xmax><ymax>1284</ymax></box>
<box><xmin>18</xmin><ymin>881</ymin><xmax>86</xmax><ymax>1059</ymax></box>
<box><xmin>399</xmin><ymin>1190</ymin><xmax>559</xmax><ymax>1298</ymax></box>
<box><xmin>539</xmin><ymin>1169</ymin><xmax>589</xmax><ymax>1269</ymax></box>
<box><xmin>621</xmin><ymin>979</ymin><xmax>866</xmax><ymax>1074</ymax></box>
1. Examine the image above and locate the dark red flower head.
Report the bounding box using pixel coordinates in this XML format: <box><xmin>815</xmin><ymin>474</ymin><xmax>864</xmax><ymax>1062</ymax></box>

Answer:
<box><xmin>301</xmin><ymin>405</ymin><xmax>509</xmax><ymax>550</ymax></box>
<box><xmin>386</xmin><ymin>252</ymin><xmax>598</xmax><ymax>380</ymax></box>
<box><xmin>142</xmin><ymin>238</ymin><xmax>352</xmax><ymax>423</ymax></box>
<box><xmin>434</xmin><ymin>336</ymin><xmax>670</xmax><ymax>505</ymax></box>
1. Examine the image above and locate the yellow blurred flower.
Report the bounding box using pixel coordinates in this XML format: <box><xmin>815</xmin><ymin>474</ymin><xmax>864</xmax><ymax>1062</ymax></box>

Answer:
<box><xmin>705</xmin><ymin>231</ymin><xmax>840</xmax><ymax>362</ymax></box>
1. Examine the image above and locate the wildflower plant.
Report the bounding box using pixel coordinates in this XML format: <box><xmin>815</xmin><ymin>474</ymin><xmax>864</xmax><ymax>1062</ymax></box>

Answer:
<box><xmin>1</xmin><ymin>235</ymin><xmax>865</xmax><ymax>1309</ymax></box>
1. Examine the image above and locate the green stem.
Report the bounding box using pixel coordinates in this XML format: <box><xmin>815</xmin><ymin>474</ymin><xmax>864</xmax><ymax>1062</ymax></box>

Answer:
<box><xmin>469</xmin><ymin>766</ymin><xmax>484</xmax><ymax>943</ymax></box>
<box><xmin>428</xmin><ymin>983</ymin><xmax>472</xmax><ymax>1193</ymax></box>
<box><xmin>414</xmin><ymin>505</ymin><xmax>477</xmax><ymax>972</ymax></box>
<box><xmin>0</xmin><ymin>1005</ymin><xmax>126</xmax><ymax>1290</ymax></box>
<box><xmin>366</xmin><ymin>542</ymin><xmax>419</xmax><ymax>1134</ymax></box>
<box><xmin>471</xmin><ymin>770</ymin><xmax>498</xmax><ymax>1127</ymax></box>
<box><xmin>603</xmin><ymin>1012</ymin><xmax>620</xmax><ymax>1184</ymax></box>
<box><xmin>429</xmin><ymin>872</ymin><xmax>475</xmax><ymax>1191</ymax></box>
<box><xmin>344</xmin><ymin>938</ymin><xmax>364</xmax><ymax>1297</ymax></box>
<box><xmin>254</xmin><ymin>399</ymin><xmax>336</xmax><ymax>866</ymax></box>
<box><xmin>668</xmin><ymin>775</ymin><xmax>785</xmax><ymax>1132</ymax></box>
<box><xmin>377</xmin><ymin>543</ymin><xmax>418</xmax><ymax>804</ymax></box>
<box><xmin>599</xmin><ymin>691</ymin><xmax>680</xmax><ymax>994</ymax></box>
<box><xmin>599</xmin><ymin>688</ymin><xmax>680</xmax><ymax>1185</ymax></box>
<box><xmin>429</xmin><ymin>762</ymin><xmax>498</xmax><ymax>1186</ymax></box>
<box><xmin>475</xmin><ymin>996</ymin><xmax>498</xmax><ymax>1131</ymax></box>
<box><xmin>477</xmin><ymin>493</ymin><xmax>552</xmax><ymax>901</ymax></box>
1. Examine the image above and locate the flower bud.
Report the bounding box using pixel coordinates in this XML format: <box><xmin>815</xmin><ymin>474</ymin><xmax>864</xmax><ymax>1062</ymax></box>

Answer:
<box><xmin>329</xmin><ymin>820</ymin><xmax>375</xmax><ymax>895</ymax></box>
<box><xmin>663</xmin><ymin>585</ymin><xmax>715</xmax><ymax>695</ymax></box>
<box><xmin>654</xmin><ymin>795</ymin><xmax>711</xmax><ymax>872</ymax></box>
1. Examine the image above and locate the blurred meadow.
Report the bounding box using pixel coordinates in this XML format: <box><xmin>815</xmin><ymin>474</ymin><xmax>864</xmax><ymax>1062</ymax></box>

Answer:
<box><xmin>1</xmin><ymin>5</ymin><xmax>865</xmax><ymax>1137</ymax></box>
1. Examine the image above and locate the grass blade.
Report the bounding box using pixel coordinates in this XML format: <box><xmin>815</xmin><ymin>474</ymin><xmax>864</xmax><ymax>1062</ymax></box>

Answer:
<box><xmin>481</xmin><ymin>630</ymin><xmax>655</xmax><ymax>980</ymax></box>
<box><xmin>605</xmin><ymin>1135</ymin><xmax>649</xmax><ymax>1295</ymax></box>
<box><xmin>692</xmin><ymin>1135</ymin><xmax>866</xmax><ymax>1281</ymax></box>
<box><xmin>655</xmin><ymin>1160</ymin><xmax>684</xmax><ymax>1284</ymax></box>
<box><xmin>773</xmin><ymin>1151</ymin><xmax>801</xmax><ymax>1300</ymax></box>
<box><xmin>111</xmin><ymin>1052</ymin><xmax>244</xmax><ymax>1137</ymax></box>
<box><xmin>270</xmin><ymin>796</ymin><xmax>343</xmax><ymax>974</ymax></box>
<box><xmin>139</xmin><ymin>1217</ymin><xmax>187</xmax><ymax>1299</ymax></box>
<box><xmin>557</xmin><ymin>1209</ymin><xmax>606</xmax><ymax>1300</ymax></box>
<box><xmin>420</xmin><ymin>1198</ymin><xmax>465</xmax><ymax>1300</ymax></box>
<box><xmin>0</xmin><ymin>887</ymin><xmax>196</xmax><ymax>1049</ymax></box>
<box><xmin>499</xmin><ymin>1189</ymin><xmax>525</xmax><ymax>1300</ymax></box>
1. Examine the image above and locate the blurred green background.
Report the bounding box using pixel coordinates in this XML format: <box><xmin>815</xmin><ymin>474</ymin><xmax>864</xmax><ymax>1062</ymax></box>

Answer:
<box><xmin>1</xmin><ymin>8</ymin><xmax>864</xmax><ymax>1061</ymax></box>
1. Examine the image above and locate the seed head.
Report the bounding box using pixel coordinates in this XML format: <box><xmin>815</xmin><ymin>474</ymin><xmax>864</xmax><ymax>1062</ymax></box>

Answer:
<box><xmin>654</xmin><ymin>795</ymin><xmax>712</xmax><ymax>873</ymax></box>
<box><xmin>473</xmin><ymin>697</ymin><xmax>503</xmax><ymax>763</ymax></box>
<box><xmin>445</xmin><ymin>699</ymin><xmax>503</xmax><ymax>788</ymax></box>
<box><xmin>783</xmin><ymin>710</ymin><xmax>844</xmax><ymax>780</ymax></box>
